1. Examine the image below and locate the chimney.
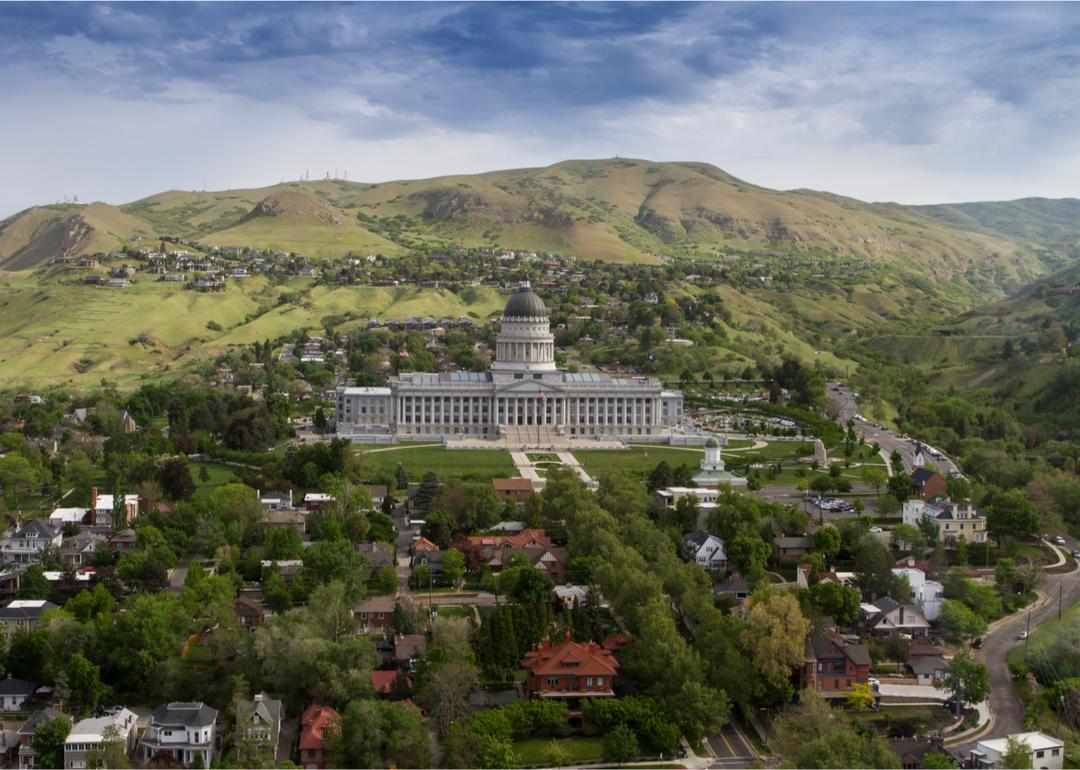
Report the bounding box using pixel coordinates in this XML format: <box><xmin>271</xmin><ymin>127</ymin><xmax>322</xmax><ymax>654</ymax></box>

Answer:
<box><xmin>91</xmin><ymin>487</ymin><xmax>98</xmax><ymax>511</ymax></box>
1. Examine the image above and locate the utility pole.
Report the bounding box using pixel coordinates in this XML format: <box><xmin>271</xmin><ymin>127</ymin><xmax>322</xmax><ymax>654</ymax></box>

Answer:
<box><xmin>1059</xmin><ymin>582</ymin><xmax>1063</xmax><ymax>621</ymax></box>
<box><xmin>1025</xmin><ymin>611</ymin><xmax>1031</xmax><ymax>657</ymax></box>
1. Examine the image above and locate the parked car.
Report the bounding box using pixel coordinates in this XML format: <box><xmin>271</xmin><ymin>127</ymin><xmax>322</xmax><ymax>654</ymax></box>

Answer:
<box><xmin>1072</xmin><ymin>550</ymin><xmax>1080</xmax><ymax>559</ymax></box>
<box><xmin>971</xmin><ymin>637</ymin><xmax>984</xmax><ymax>649</ymax></box>
<box><xmin>1018</xmin><ymin>630</ymin><xmax>1029</xmax><ymax>640</ymax></box>
<box><xmin>869</xmin><ymin>526</ymin><xmax>884</xmax><ymax>533</ymax></box>
<box><xmin>1053</xmin><ymin>535</ymin><xmax>1067</xmax><ymax>546</ymax></box>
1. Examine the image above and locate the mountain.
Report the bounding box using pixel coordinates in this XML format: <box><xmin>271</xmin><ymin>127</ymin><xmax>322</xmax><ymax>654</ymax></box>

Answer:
<box><xmin>0</xmin><ymin>159</ymin><xmax>1072</xmax><ymax>294</ymax></box>
<box><xmin>0</xmin><ymin>202</ymin><xmax>153</xmax><ymax>270</ymax></box>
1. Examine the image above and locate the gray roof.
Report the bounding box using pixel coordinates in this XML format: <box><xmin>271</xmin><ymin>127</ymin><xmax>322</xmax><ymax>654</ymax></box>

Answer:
<box><xmin>0</xmin><ymin>676</ymin><xmax>36</xmax><ymax>696</ymax></box>
<box><xmin>0</xmin><ymin>600</ymin><xmax>59</xmax><ymax>620</ymax></box>
<box><xmin>19</xmin><ymin>707</ymin><xmax>65</xmax><ymax>736</ymax></box>
<box><xmin>503</xmin><ymin>285</ymin><xmax>548</xmax><ymax>319</ymax></box>
<box><xmin>908</xmin><ymin>656</ymin><xmax>946</xmax><ymax>675</ymax></box>
<box><xmin>705</xmin><ymin>437</ymin><xmax>720</xmax><ymax>448</ymax></box>
<box><xmin>13</xmin><ymin>519</ymin><xmax>58</xmax><ymax>539</ymax></box>
<box><xmin>774</xmin><ymin>535</ymin><xmax>813</xmax><ymax>549</ymax></box>
<box><xmin>248</xmin><ymin>693</ymin><xmax>283</xmax><ymax>732</ymax></box>
<box><xmin>150</xmin><ymin>702</ymin><xmax>218</xmax><ymax>728</ymax></box>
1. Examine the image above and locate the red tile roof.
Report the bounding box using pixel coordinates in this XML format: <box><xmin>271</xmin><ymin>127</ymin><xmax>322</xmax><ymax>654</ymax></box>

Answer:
<box><xmin>299</xmin><ymin>704</ymin><xmax>339</xmax><ymax>751</ymax></box>
<box><xmin>522</xmin><ymin>635</ymin><xmax>619</xmax><ymax>678</ymax></box>
<box><xmin>371</xmin><ymin>670</ymin><xmax>398</xmax><ymax>695</ymax></box>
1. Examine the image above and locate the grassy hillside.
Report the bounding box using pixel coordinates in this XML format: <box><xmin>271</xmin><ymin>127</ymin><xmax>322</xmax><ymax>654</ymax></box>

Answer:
<box><xmin>0</xmin><ymin>276</ymin><xmax>506</xmax><ymax>389</ymax></box>
<box><xmin>917</xmin><ymin>197</ymin><xmax>1080</xmax><ymax>257</ymax></box>
<box><xmin>0</xmin><ymin>202</ymin><xmax>153</xmax><ymax>270</ymax></box>
<box><xmin>0</xmin><ymin>159</ymin><xmax>1065</xmax><ymax>288</ymax></box>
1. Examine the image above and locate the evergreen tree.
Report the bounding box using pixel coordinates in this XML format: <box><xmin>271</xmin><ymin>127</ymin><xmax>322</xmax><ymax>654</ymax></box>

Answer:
<box><xmin>395</xmin><ymin>463</ymin><xmax>409</xmax><ymax>490</ymax></box>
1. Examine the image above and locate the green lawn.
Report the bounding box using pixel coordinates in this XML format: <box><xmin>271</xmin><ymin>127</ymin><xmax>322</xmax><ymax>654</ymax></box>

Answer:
<box><xmin>187</xmin><ymin>460</ymin><xmax>241</xmax><ymax>490</ymax></box>
<box><xmin>359</xmin><ymin>445</ymin><xmax>516</xmax><ymax>481</ymax></box>
<box><xmin>575</xmin><ymin>445</ymin><xmax>705</xmax><ymax>479</ymax></box>
<box><xmin>512</xmin><ymin>736</ymin><xmax>604</xmax><ymax>765</ymax></box>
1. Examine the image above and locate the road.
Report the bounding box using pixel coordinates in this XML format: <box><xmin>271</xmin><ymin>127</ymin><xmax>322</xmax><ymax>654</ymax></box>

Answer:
<box><xmin>827</xmin><ymin>383</ymin><xmax>960</xmax><ymax>476</ymax></box>
<box><xmin>954</xmin><ymin>537</ymin><xmax>1080</xmax><ymax>749</ymax></box>
<box><xmin>708</xmin><ymin>722</ymin><xmax>757</xmax><ymax>768</ymax></box>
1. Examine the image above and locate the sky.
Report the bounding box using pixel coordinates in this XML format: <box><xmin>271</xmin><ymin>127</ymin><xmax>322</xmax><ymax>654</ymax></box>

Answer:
<box><xmin>3</xmin><ymin>1</ymin><xmax>1080</xmax><ymax>216</ymax></box>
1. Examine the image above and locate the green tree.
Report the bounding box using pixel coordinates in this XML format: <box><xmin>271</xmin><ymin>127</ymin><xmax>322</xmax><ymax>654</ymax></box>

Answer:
<box><xmin>862</xmin><ymin>466</ymin><xmax>887</xmax><ymax>495</ymax></box>
<box><xmin>812</xmin><ymin>527</ymin><xmax>841</xmax><ymax>559</ymax></box>
<box><xmin>371</xmin><ymin>565</ymin><xmax>398</xmax><ymax>595</ymax></box>
<box><xmin>921</xmin><ymin>749</ymin><xmax>956</xmax><ymax>769</ymax></box>
<box><xmin>442</xmin><ymin>548</ymin><xmax>466</xmax><ymax>589</ymax></box>
<box><xmin>987</xmin><ymin>489</ymin><xmax>1040</xmax><ymax>544</ymax></box>
<box><xmin>34</xmin><ymin>717</ymin><xmax>71</xmax><ymax>770</ymax></box>
<box><xmin>939</xmin><ymin>651</ymin><xmax>990</xmax><ymax>714</ymax></box>
<box><xmin>936</xmin><ymin>600</ymin><xmax>988</xmax><ymax>644</ymax></box>
<box><xmin>742</xmin><ymin>588</ymin><xmax>812</xmax><ymax>692</ymax></box>
<box><xmin>262</xmin><ymin>570</ymin><xmax>292</xmax><ymax>613</ymax></box>
<box><xmin>602</xmin><ymin>723</ymin><xmax>639</xmax><ymax>766</ymax></box>
<box><xmin>887</xmin><ymin>472</ymin><xmax>912</xmax><ymax>504</ymax></box>
<box><xmin>1001</xmin><ymin>736</ymin><xmax>1034</xmax><ymax>769</ymax></box>
<box><xmin>544</xmin><ymin>739</ymin><xmax>571</xmax><ymax>768</ymax></box>
<box><xmin>395</xmin><ymin>463</ymin><xmax>409</xmax><ymax>490</ymax></box>
<box><xmin>807</xmin><ymin>581</ymin><xmax>861</xmax><ymax>625</ymax></box>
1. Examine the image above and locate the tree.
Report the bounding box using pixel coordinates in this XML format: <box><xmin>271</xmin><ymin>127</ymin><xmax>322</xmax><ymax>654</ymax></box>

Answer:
<box><xmin>920</xmin><ymin>749</ymin><xmax>956</xmax><ymax>769</ymax></box>
<box><xmin>34</xmin><ymin>717</ymin><xmax>71</xmax><ymax>770</ymax></box>
<box><xmin>371</xmin><ymin>565</ymin><xmax>398</xmax><ymax>595</ymax></box>
<box><xmin>742</xmin><ymin>588</ymin><xmax>812</xmax><ymax>692</ymax></box>
<box><xmin>18</xmin><ymin>566</ymin><xmax>52</xmax><ymax>600</ymax></box>
<box><xmin>544</xmin><ymin>739</ymin><xmax>571</xmax><ymax>768</ymax></box>
<box><xmin>647</xmin><ymin>461</ymin><xmax>673</xmax><ymax>492</ymax></box>
<box><xmin>87</xmin><ymin>723</ymin><xmax>132</xmax><ymax>769</ymax></box>
<box><xmin>727</xmin><ymin>535</ymin><xmax>770</xmax><ymax>585</ymax></box>
<box><xmin>395</xmin><ymin>463</ymin><xmax>409</xmax><ymax>490</ymax></box>
<box><xmin>845</xmin><ymin>682</ymin><xmax>876</xmax><ymax>710</ymax></box>
<box><xmin>416</xmin><ymin>660</ymin><xmax>479</xmax><ymax>735</ymax></box>
<box><xmin>66</xmin><ymin>652</ymin><xmax>110</xmax><ymax>714</ymax></box>
<box><xmin>602</xmin><ymin>723</ymin><xmax>639</xmax><ymax>766</ymax></box>
<box><xmin>862</xmin><ymin>466</ymin><xmax>887</xmax><ymax>495</ymax></box>
<box><xmin>1001</xmin><ymin>736</ymin><xmax>1034</xmax><ymax>769</ymax></box>
<box><xmin>262</xmin><ymin>570</ymin><xmax>292</xmax><ymax>613</ymax></box>
<box><xmin>807</xmin><ymin>581</ymin><xmax>861</xmax><ymax>625</ymax></box>
<box><xmin>878</xmin><ymin>494</ymin><xmax>901</xmax><ymax>521</ymax></box>
<box><xmin>159</xmin><ymin>458</ymin><xmax>195</xmax><ymax>500</ymax></box>
<box><xmin>987</xmin><ymin>489</ymin><xmax>1040</xmax><ymax>544</ymax></box>
<box><xmin>442</xmin><ymin>548</ymin><xmax>466</xmax><ymax>589</ymax></box>
<box><xmin>812</xmin><ymin>527</ymin><xmax>841</xmax><ymax>559</ymax></box>
<box><xmin>939</xmin><ymin>651</ymin><xmax>990</xmax><ymax>714</ymax></box>
<box><xmin>772</xmin><ymin>690</ymin><xmax>899</xmax><ymax>769</ymax></box>
<box><xmin>413</xmin><ymin>471</ymin><xmax>440</xmax><ymax>512</ymax></box>
<box><xmin>887</xmin><ymin>472</ymin><xmax>912</xmax><ymax>504</ymax></box>
<box><xmin>854</xmin><ymin>537</ymin><xmax>897</xmax><ymax>599</ymax></box>
<box><xmin>946</xmin><ymin>475</ymin><xmax>971</xmax><ymax>501</ymax></box>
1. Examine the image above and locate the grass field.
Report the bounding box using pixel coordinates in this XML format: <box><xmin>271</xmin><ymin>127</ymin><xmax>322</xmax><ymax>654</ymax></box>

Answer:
<box><xmin>359</xmin><ymin>445</ymin><xmax>516</xmax><ymax>481</ymax></box>
<box><xmin>512</xmin><ymin>736</ymin><xmax>604</xmax><ymax>765</ymax></box>
<box><xmin>187</xmin><ymin>461</ymin><xmax>241</xmax><ymax>490</ymax></box>
<box><xmin>574</xmin><ymin>440</ymin><xmax>752</xmax><ymax>480</ymax></box>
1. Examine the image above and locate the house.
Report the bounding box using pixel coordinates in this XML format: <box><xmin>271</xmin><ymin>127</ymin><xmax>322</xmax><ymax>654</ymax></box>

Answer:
<box><xmin>60</xmin><ymin>532</ymin><xmax>105</xmax><ymax>569</ymax></box>
<box><xmin>863</xmin><ymin>597</ymin><xmax>931</xmax><ymax>637</ymax></box>
<box><xmin>680</xmin><ymin>531</ymin><xmax>727</xmax><ymax>572</ymax></box>
<box><xmin>0</xmin><ymin>600</ymin><xmax>59</xmax><ymax>635</ymax></box>
<box><xmin>392</xmin><ymin>634</ymin><xmax>428</xmax><ymax>670</ymax></box>
<box><xmin>714</xmin><ymin>573</ymin><xmax>751</xmax><ymax>601</ymax></box>
<box><xmin>366</xmin><ymin>485</ymin><xmax>388</xmax><ymax>508</ymax></box>
<box><xmin>655</xmin><ymin>487</ymin><xmax>720</xmax><ymax>511</ymax></box>
<box><xmin>2</xmin><ymin>520</ymin><xmax>61</xmax><ymax>565</ymax></box>
<box><xmin>519</xmin><ymin>544</ymin><xmax>568</xmax><ymax>583</ymax></box>
<box><xmin>973</xmin><ymin>732</ymin><xmax>1065</xmax><ymax>770</ymax></box>
<box><xmin>234</xmin><ymin>596</ymin><xmax>266</xmax><ymax>629</ymax></box>
<box><xmin>490</xmin><ymin>521</ymin><xmax>526</xmax><ymax>534</ymax></box>
<box><xmin>260</xmin><ymin>491</ymin><xmax>293</xmax><ymax>510</ymax></box>
<box><xmin>911</xmin><ymin>469</ymin><xmax>948</xmax><ymax>501</ymax></box>
<box><xmin>138</xmin><ymin>702</ymin><xmax>218</xmax><ymax>768</ymax></box>
<box><xmin>356</xmin><ymin>542</ymin><xmax>395</xmax><ymax>579</ymax></box>
<box><xmin>889</xmin><ymin>736</ymin><xmax>949</xmax><ymax>770</ymax></box>
<box><xmin>18</xmin><ymin>708</ymin><xmax>68</xmax><ymax>769</ymax></box>
<box><xmin>108</xmin><ymin>529</ymin><xmax>137</xmax><ymax>554</ymax></box>
<box><xmin>239</xmin><ymin>694</ymin><xmax>283</xmax><ymax>764</ymax></box>
<box><xmin>799</xmin><ymin>632</ymin><xmax>871</xmax><ymax>693</ymax></box>
<box><xmin>48</xmin><ymin>508</ymin><xmax>89</xmax><ymax>529</ymax></box>
<box><xmin>0</xmin><ymin>567</ymin><xmax>25</xmax><ymax>604</ymax></box>
<box><xmin>773</xmin><ymin>535</ymin><xmax>813</xmax><ymax>563</ymax></box>
<box><xmin>0</xmin><ymin>677</ymin><xmax>36</xmax><ymax>711</ymax></box>
<box><xmin>260</xmin><ymin>509</ymin><xmax>306</xmax><ymax>536</ymax></box>
<box><xmin>411</xmin><ymin>549</ymin><xmax>444</xmax><ymax>581</ymax></box>
<box><xmin>892</xmin><ymin>566</ymin><xmax>944</xmax><ymax>621</ymax></box>
<box><xmin>371</xmin><ymin>670</ymin><xmax>399</xmax><ymax>697</ymax></box>
<box><xmin>521</xmin><ymin>632</ymin><xmax>619</xmax><ymax>704</ymax></box>
<box><xmin>902</xmin><ymin>499</ymin><xmax>988</xmax><ymax>544</ymax></box>
<box><xmin>87</xmin><ymin>489</ymin><xmax>138</xmax><ymax>529</ymax></box>
<box><xmin>463</xmin><ymin>529</ymin><xmax>555</xmax><ymax>572</ymax></box>
<box><xmin>64</xmin><ymin>708</ymin><xmax>138</xmax><ymax>769</ymax></box>
<box><xmin>554</xmin><ymin>585</ymin><xmax>590</xmax><ymax>610</ymax></box>
<box><xmin>907</xmin><ymin>653</ymin><xmax>947</xmax><ymax>685</ymax></box>
<box><xmin>409</xmin><ymin>537</ymin><xmax>439</xmax><ymax>555</ymax></box>
<box><xmin>302</xmin><ymin>493</ymin><xmax>335</xmax><ymax>512</ymax></box>
<box><xmin>299</xmin><ymin>704</ymin><xmax>339</xmax><ymax>770</ymax></box>
<box><xmin>491</xmin><ymin>478</ymin><xmax>533</xmax><ymax>504</ymax></box>
<box><xmin>354</xmin><ymin>596</ymin><xmax>395</xmax><ymax>631</ymax></box>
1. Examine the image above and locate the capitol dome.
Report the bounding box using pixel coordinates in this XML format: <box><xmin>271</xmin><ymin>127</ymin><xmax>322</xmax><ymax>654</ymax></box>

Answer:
<box><xmin>503</xmin><ymin>283</ymin><xmax>548</xmax><ymax>319</ymax></box>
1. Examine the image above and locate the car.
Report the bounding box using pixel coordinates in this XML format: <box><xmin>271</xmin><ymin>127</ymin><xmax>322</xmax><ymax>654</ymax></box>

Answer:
<box><xmin>1018</xmin><ymin>630</ymin><xmax>1029</xmax><ymax>640</ymax></box>
<box><xmin>971</xmin><ymin>637</ymin><xmax>984</xmax><ymax>649</ymax></box>
<box><xmin>869</xmin><ymin>526</ymin><xmax>883</xmax><ymax>533</ymax></box>
<box><xmin>1053</xmin><ymin>536</ymin><xmax>1067</xmax><ymax>546</ymax></box>
<box><xmin>1072</xmin><ymin>550</ymin><xmax>1080</xmax><ymax>559</ymax></box>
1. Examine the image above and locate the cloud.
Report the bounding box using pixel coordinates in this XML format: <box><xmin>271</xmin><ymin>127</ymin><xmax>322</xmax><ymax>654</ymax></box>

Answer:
<box><xmin>2</xmin><ymin>2</ymin><xmax>1080</xmax><ymax>214</ymax></box>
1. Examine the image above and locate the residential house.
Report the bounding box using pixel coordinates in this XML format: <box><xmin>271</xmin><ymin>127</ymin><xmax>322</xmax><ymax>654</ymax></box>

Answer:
<box><xmin>409</xmin><ymin>537</ymin><xmax>439</xmax><ymax>556</ymax></box>
<box><xmin>911</xmin><ymin>469</ymin><xmax>948</xmax><ymax>501</ymax></box>
<box><xmin>48</xmin><ymin>508</ymin><xmax>89</xmax><ymax>530</ymax></box>
<box><xmin>907</xmin><ymin>652</ymin><xmax>947</xmax><ymax>686</ymax></box>
<box><xmin>519</xmin><ymin>544</ymin><xmax>568</xmax><ymax>583</ymax></box>
<box><xmin>773</xmin><ymin>535</ymin><xmax>813</xmax><ymax>563</ymax></box>
<box><xmin>521</xmin><ymin>632</ymin><xmax>619</xmax><ymax>704</ymax></box>
<box><xmin>902</xmin><ymin>499</ymin><xmax>988</xmax><ymax>544</ymax></box>
<box><xmin>714</xmin><ymin>574</ymin><xmax>751</xmax><ymax>602</ymax></box>
<box><xmin>680</xmin><ymin>531</ymin><xmax>727</xmax><ymax>572</ymax></box>
<box><xmin>356</xmin><ymin>542</ymin><xmax>395</xmax><ymax>580</ymax></box>
<box><xmin>366</xmin><ymin>485</ymin><xmax>388</xmax><ymax>508</ymax></box>
<box><xmin>234</xmin><ymin>596</ymin><xmax>266</xmax><ymax>630</ymax></box>
<box><xmin>60</xmin><ymin>533</ymin><xmax>105</xmax><ymax>569</ymax></box>
<box><xmin>18</xmin><ymin>708</ymin><xmax>67</xmax><ymax>769</ymax></box>
<box><xmin>354</xmin><ymin>596</ymin><xmax>395</xmax><ymax>631</ymax></box>
<box><xmin>554</xmin><ymin>585</ymin><xmax>590</xmax><ymax>610</ymax></box>
<box><xmin>239</xmin><ymin>694</ymin><xmax>283</xmax><ymax>765</ymax></box>
<box><xmin>299</xmin><ymin>704</ymin><xmax>339</xmax><ymax>770</ymax></box>
<box><xmin>889</xmin><ymin>737</ymin><xmax>950</xmax><ymax>770</ymax></box>
<box><xmin>0</xmin><ymin>567</ymin><xmax>24</xmax><ymax>604</ymax></box>
<box><xmin>0</xmin><ymin>677</ymin><xmax>36</xmax><ymax>711</ymax></box>
<box><xmin>138</xmin><ymin>702</ymin><xmax>218</xmax><ymax>768</ymax></box>
<box><xmin>259</xmin><ymin>491</ymin><xmax>293</xmax><ymax>510</ymax></box>
<box><xmin>0</xmin><ymin>600</ymin><xmax>59</xmax><ymax>635</ymax></box>
<box><xmin>2</xmin><ymin>521</ymin><xmax>61</xmax><ymax>565</ymax></box>
<box><xmin>892</xmin><ymin>566</ymin><xmax>945</xmax><ymax>621</ymax></box>
<box><xmin>108</xmin><ymin>529</ymin><xmax>137</xmax><ymax>555</ymax></box>
<box><xmin>392</xmin><ymin>634</ymin><xmax>428</xmax><ymax>671</ymax></box>
<box><xmin>87</xmin><ymin>489</ymin><xmax>138</xmax><ymax>529</ymax></box>
<box><xmin>863</xmin><ymin>597</ymin><xmax>931</xmax><ymax>637</ymax></box>
<box><xmin>799</xmin><ymin>632</ymin><xmax>871</xmax><ymax>693</ymax></box>
<box><xmin>302</xmin><ymin>493</ymin><xmax>335</xmax><ymax>512</ymax></box>
<box><xmin>64</xmin><ymin>708</ymin><xmax>138</xmax><ymax>769</ymax></box>
<box><xmin>463</xmin><ymin>529</ymin><xmax>556</xmax><ymax>573</ymax></box>
<box><xmin>260</xmin><ymin>509</ymin><xmax>306</xmax><ymax>536</ymax></box>
<box><xmin>410</xmin><ymin>549</ymin><xmax>444</xmax><ymax>582</ymax></box>
<box><xmin>371</xmin><ymin>670</ymin><xmax>399</xmax><ymax>697</ymax></box>
<box><xmin>491</xmin><ymin>478</ymin><xmax>533</xmax><ymax>505</ymax></box>
<box><xmin>973</xmin><ymin>732</ymin><xmax>1065</xmax><ymax>770</ymax></box>
<box><xmin>655</xmin><ymin>487</ymin><xmax>721</xmax><ymax>511</ymax></box>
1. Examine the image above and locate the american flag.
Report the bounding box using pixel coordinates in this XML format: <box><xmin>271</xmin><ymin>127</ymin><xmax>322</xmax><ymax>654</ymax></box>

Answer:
<box><xmin>538</xmin><ymin>390</ymin><xmax>548</xmax><ymax>405</ymax></box>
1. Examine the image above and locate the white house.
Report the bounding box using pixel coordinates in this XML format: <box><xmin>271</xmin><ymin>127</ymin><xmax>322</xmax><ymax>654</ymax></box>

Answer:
<box><xmin>903</xmin><ymin>499</ymin><xmax>987</xmax><ymax>543</ymax></box>
<box><xmin>0</xmin><ymin>676</ymin><xmax>36</xmax><ymax>711</ymax></box>
<box><xmin>974</xmin><ymin>732</ymin><xmax>1065</xmax><ymax>770</ymax></box>
<box><xmin>64</xmin><ymin>708</ymin><xmax>139</xmax><ymax>769</ymax></box>
<box><xmin>1</xmin><ymin>521</ymin><xmax>61</xmax><ymax>565</ymax></box>
<box><xmin>681</xmin><ymin>531</ymin><xmax>728</xmax><ymax>572</ymax></box>
<box><xmin>892</xmin><ymin>567</ymin><xmax>945</xmax><ymax>621</ymax></box>
<box><xmin>48</xmin><ymin>507</ymin><xmax>89</xmax><ymax>529</ymax></box>
<box><xmin>0</xmin><ymin>599</ymin><xmax>60</xmax><ymax>635</ymax></box>
<box><xmin>138</xmin><ymin>702</ymin><xmax>218</xmax><ymax>768</ymax></box>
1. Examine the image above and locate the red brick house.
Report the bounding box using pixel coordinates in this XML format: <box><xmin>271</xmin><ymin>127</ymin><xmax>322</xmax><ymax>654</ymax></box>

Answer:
<box><xmin>799</xmin><ymin>631</ymin><xmax>871</xmax><ymax>693</ymax></box>
<box><xmin>491</xmin><ymin>477</ymin><xmax>534</xmax><ymax>504</ymax></box>
<box><xmin>521</xmin><ymin>632</ymin><xmax>618</xmax><ymax>703</ymax></box>
<box><xmin>234</xmin><ymin>596</ymin><xmax>266</xmax><ymax>629</ymax></box>
<box><xmin>911</xmin><ymin>469</ymin><xmax>948</xmax><ymax>501</ymax></box>
<box><xmin>299</xmin><ymin>704</ymin><xmax>339</xmax><ymax>770</ymax></box>
<box><xmin>354</xmin><ymin>596</ymin><xmax>395</xmax><ymax>630</ymax></box>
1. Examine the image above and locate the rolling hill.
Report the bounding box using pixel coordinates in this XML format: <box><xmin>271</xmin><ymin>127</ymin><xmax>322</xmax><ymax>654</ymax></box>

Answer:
<box><xmin>0</xmin><ymin>159</ymin><xmax>1068</xmax><ymax>288</ymax></box>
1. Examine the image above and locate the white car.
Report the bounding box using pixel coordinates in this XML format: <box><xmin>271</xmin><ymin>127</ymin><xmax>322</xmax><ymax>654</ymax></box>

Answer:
<box><xmin>1018</xmin><ymin>630</ymin><xmax>1029</xmax><ymax>640</ymax></box>
<box><xmin>1053</xmin><ymin>536</ymin><xmax>1067</xmax><ymax>546</ymax></box>
<box><xmin>869</xmin><ymin>526</ymin><xmax>883</xmax><ymax>533</ymax></box>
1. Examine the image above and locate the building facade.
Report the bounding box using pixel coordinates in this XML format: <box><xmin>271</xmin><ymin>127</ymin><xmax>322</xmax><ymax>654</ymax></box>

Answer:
<box><xmin>336</xmin><ymin>283</ymin><xmax>683</xmax><ymax>443</ymax></box>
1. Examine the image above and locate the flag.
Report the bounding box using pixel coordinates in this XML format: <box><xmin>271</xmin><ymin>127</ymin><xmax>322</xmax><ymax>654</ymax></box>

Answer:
<box><xmin>538</xmin><ymin>390</ymin><xmax>548</xmax><ymax>405</ymax></box>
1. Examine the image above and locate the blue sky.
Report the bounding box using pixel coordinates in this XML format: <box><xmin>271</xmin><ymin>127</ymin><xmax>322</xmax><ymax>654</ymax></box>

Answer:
<box><xmin>2</xmin><ymin>2</ymin><xmax>1080</xmax><ymax>216</ymax></box>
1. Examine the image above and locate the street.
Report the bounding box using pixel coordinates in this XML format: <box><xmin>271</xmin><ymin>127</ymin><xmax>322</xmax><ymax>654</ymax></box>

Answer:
<box><xmin>708</xmin><ymin>722</ymin><xmax>758</xmax><ymax>768</ymax></box>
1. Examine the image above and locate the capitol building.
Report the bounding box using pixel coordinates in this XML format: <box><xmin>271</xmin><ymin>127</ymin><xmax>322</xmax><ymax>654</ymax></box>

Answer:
<box><xmin>335</xmin><ymin>282</ymin><xmax>684</xmax><ymax>446</ymax></box>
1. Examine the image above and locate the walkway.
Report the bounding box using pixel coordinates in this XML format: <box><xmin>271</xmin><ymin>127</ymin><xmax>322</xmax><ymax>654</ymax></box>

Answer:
<box><xmin>557</xmin><ymin>451</ymin><xmax>596</xmax><ymax>488</ymax></box>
